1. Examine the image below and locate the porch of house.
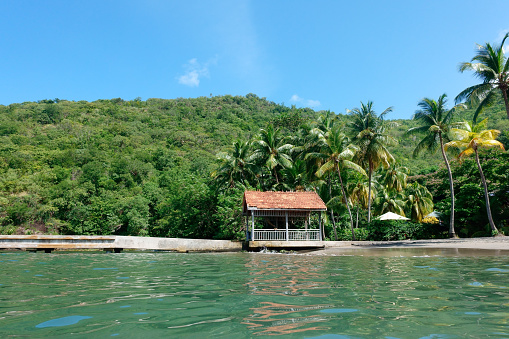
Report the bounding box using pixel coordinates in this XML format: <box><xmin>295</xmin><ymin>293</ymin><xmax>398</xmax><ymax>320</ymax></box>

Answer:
<box><xmin>251</xmin><ymin>229</ymin><xmax>321</xmax><ymax>241</ymax></box>
<box><xmin>245</xmin><ymin>210</ymin><xmax>323</xmax><ymax>241</ymax></box>
<box><xmin>242</xmin><ymin>191</ymin><xmax>327</xmax><ymax>243</ymax></box>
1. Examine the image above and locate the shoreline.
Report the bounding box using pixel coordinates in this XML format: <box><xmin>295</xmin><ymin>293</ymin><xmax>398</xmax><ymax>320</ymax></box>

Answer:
<box><xmin>343</xmin><ymin>236</ymin><xmax>509</xmax><ymax>250</ymax></box>
<box><xmin>1</xmin><ymin>235</ymin><xmax>509</xmax><ymax>254</ymax></box>
<box><xmin>310</xmin><ymin>237</ymin><xmax>509</xmax><ymax>256</ymax></box>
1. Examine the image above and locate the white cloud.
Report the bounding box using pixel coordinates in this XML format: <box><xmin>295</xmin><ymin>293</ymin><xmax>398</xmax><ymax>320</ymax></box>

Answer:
<box><xmin>178</xmin><ymin>70</ymin><xmax>200</xmax><ymax>87</ymax></box>
<box><xmin>307</xmin><ymin>100</ymin><xmax>321</xmax><ymax>107</ymax></box>
<box><xmin>290</xmin><ymin>94</ymin><xmax>301</xmax><ymax>102</ymax></box>
<box><xmin>290</xmin><ymin>94</ymin><xmax>321</xmax><ymax>108</ymax></box>
<box><xmin>177</xmin><ymin>58</ymin><xmax>211</xmax><ymax>87</ymax></box>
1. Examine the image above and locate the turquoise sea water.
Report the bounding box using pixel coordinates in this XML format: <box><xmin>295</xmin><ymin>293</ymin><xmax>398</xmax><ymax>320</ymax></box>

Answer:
<box><xmin>1</xmin><ymin>250</ymin><xmax>509</xmax><ymax>338</ymax></box>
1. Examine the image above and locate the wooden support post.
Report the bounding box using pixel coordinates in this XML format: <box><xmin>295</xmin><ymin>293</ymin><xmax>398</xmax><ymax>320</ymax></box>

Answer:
<box><xmin>319</xmin><ymin>211</ymin><xmax>323</xmax><ymax>241</ymax></box>
<box><xmin>306</xmin><ymin>213</ymin><xmax>309</xmax><ymax>240</ymax></box>
<box><xmin>245</xmin><ymin>216</ymin><xmax>248</xmax><ymax>241</ymax></box>
<box><xmin>285</xmin><ymin>211</ymin><xmax>289</xmax><ymax>241</ymax></box>
<box><xmin>251</xmin><ymin>212</ymin><xmax>255</xmax><ymax>241</ymax></box>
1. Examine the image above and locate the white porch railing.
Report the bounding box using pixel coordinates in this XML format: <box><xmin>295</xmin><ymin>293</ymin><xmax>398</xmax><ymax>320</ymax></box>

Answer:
<box><xmin>251</xmin><ymin>229</ymin><xmax>321</xmax><ymax>241</ymax></box>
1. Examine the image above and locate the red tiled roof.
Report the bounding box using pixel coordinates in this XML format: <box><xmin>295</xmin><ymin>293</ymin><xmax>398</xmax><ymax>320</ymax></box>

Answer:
<box><xmin>243</xmin><ymin>191</ymin><xmax>327</xmax><ymax>211</ymax></box>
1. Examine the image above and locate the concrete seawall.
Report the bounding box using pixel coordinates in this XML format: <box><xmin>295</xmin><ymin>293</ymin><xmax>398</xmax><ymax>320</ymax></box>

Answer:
<box><xmin>2</xmin><ymin>235</ymin><xmax>509</xmax><ymax>253</ymax></box>
<box><xmin>115</xmin><ymin>236</ymin><xmax>243</xmax><ymax>252</ymax></box>
<box><xmin>0</xmin><ymin>235</ymin><xmax>244</xmax><ymax>252</ymax></box>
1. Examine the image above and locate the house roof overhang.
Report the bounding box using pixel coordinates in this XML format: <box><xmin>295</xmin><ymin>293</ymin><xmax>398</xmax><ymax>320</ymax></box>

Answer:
<box><xmin>242</xmin><ymin>191</ymin><xmax>327</xmax><ymax>216</ymax></box>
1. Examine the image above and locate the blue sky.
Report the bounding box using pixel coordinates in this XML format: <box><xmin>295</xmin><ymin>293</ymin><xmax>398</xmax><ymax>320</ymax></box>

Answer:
<box><xmin>1</xmin><ymin>0</ymin><xmax>508</xmax><ymax>119</ymax></box>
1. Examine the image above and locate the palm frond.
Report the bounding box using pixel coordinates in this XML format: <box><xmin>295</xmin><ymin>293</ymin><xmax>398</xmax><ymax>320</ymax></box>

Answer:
<box><xmin>472</xmin><ymin>90</ymin><xmax>497</xmax><ymax>124</ymax></box>
<box><xmin>341</xmin><ymin>160</ymin><xmax>367</xmax><ymax>176</ymax></box>
<box><xmin>316</xmin><ymin>161</ymin><xmax>335</xmax><ymax>178</ymax></box>
<box><xmin>405</xmin><ymin>125</ymin><xmax>431</xmax><ymax>136</ymax></box>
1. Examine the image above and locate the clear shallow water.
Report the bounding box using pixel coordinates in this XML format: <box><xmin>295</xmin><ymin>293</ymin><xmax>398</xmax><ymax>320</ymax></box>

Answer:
<box><xmin>1</xmin><ymin>250</ymin><xmax>509</xmax><ymax>338</ymax></box>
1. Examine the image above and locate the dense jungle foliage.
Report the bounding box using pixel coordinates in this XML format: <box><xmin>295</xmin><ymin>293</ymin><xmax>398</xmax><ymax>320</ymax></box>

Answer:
<box><xmin>0</xmin><ymin>93</ymin><xmax>508</xmax><ymax>239</ymax></box>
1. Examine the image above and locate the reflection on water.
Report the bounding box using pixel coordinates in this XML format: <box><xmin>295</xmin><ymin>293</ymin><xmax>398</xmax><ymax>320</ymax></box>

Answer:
<box><xmin>243</xmin><ymin>302</ymin><xmax>329</xmax><ymax>336</ymax></box>
<box><xmin>1</xmin><ymin>251</ymin><xmax>509</xmax><ymax>338</ymax></box>
<box><xmin>243</xmin><ymin>255</ymin><xmax>331</xmax><ymax>335</ymax></box>
<box><xmin>245</xmin><ymin>255</ymin><xmax>330</xmax><ymax>297</ymax></box>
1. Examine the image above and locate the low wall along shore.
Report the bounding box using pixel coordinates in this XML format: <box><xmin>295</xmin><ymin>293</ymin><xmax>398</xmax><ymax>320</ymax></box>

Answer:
<box><xmin>0</xmin><ymin>235</ymin><xmax>244</xmax><ymax>253</ymax></box>
<box><xmin>1</xmin><ymin>235</ymin><xmax>509</xmax><ymax>253</ymax></box>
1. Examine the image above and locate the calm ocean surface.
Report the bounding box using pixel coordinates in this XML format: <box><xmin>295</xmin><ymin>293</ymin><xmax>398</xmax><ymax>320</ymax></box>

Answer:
<box><xmin>1</xmin><ymin>250</ymin><xmax>509</xmax><ymax>338</ymax></box>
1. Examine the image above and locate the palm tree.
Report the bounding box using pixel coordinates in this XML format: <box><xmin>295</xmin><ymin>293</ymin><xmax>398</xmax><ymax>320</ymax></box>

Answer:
<box><xmin>212</xmin><ymin>139</ymin><xmax>254</xmax><ymax>189</ymax></box>
<box><xmin>306</xmin><ymin>125</ymin><xmax>366</xmax><ymax>240</ymax></box>
<box><xmin>350</xmin><ymin>101</ymin><xmax>397</xmax><ymax>223</ymax></box>
<box><xmin>348</xmin><ymin>175</ymin><xmax>374</xmax><ymax>229</ymax></box>
<box><xmin>251</xmin><ymin>124</ymin><xmax>293</xmax><ymax>188</ymax></box>
<box><xmin>406</xmin><ymin>182</ymin><xmax>434</xmax><ymax>223</ymax></box>
<box><xmin>383</xmin><ymin>164</ymin><xmax>408</xmax><ymax>194</ymax></box>
<box><xmin>315</xmin><ymin>181</ymin><xmax>341</xmax><ymax>240</ymax></box>
<box><xmin>377</xmin><ymin>188</ymin><xmax>407</xmax><ymax>217</ymax></box>
<box><xmin>315</xmin><ymin>110</ymin><xmax>338</xmax><ymax>134</ymax></box>
<box><xmin>456</xmin><ymin>33</ymin><xmax>509</xmax><ymax>122</ymax></box>
<box><xmin>445</xmin><ymin>121</ymin><xmax>505</xmax><ymax>234</ymax></box>
<box><xmin>298</xmin><ymin>111</ymin><xmax>340</xmax><ymax>163</ymax></box>
<box><xmin>280</xmin><ymin>159</ymin><xmax>310</xmax><ymax>191</ymax></box>
<box><xmin>406</xmin><ymin>94</ymin><xmax>464</xmax><ymax>238</ymax></box>
<box><xmin>372</xmin><ymin>165</ymin><xmax>408</xmax><ymax>219</ymax></box>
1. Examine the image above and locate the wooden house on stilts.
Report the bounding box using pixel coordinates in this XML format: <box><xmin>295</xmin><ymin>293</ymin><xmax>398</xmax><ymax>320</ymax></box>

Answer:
<box><xmin>242</xmin><ymin>191</ymin><xmax>327</xmax><ymax>242</ymax></box>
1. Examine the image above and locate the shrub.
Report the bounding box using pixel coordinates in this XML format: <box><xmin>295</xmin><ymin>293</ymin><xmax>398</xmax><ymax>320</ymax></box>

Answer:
<box><xmin>365</xmin><ymin>220</ymin><xmax>447</xmax><ymax>241</ymax></box>
<box><xmin>336</xmin><ymin>227</ymin><xmax>369</xmax><ymax>241</ymax></box>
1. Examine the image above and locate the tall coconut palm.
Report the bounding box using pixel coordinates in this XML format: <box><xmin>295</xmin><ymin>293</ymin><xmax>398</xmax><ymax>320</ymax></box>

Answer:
<box><xmin>348</xmin><ymin>175</ymin><xmax>374</xmax><ymax>229</ymax></box>
<box><xmin>212</xmin><ymin>139</ymin><xmax>254</xmax><ymax>189</ymax></box>
<box><xmin>406</xmin><ymin>182</ymin><xmax>434</xmax><ymax>223</ymax></box>
<box><xmin>280</xmin><ymin>159</ymin><xmax>310</xmax><ymax>191</ymax></box>
<box><xmin>406</xmin><ymin>94</ymin><xmax>464</xmax><ymax>238</ymax></box>
<box><xmin>350</xmin><ymin>101</ymin><xmax>397</xmax><ymax>223</ymax></box>
<box><xmin>252</xmin><ymin>124</ymin><xmax>293</xmax><ymax>188</ymax></box>
<box><xmin>456</xmin><ymin>33</ymin><xmax>509</xmax><ymax>122</ymax></box>
<box><xmin>383</xmin><ymin>164</ymin><xmax>408</xmax><ymax>194</ymax></box>
<box><xmin>315</xmin><ymin>181</ymin><xmax>341</xmax><ymax>240</ymax></box>
<box><xmin>299</xmin><ymin>111</ymin><xmax>340</xmax><ymax>162</ymax></box>
<box><xmin>306</xmin><ymin>125</ymin><xmax>366</xmax><ymax>240</ymax></box>
<box><xmin>377</xmin><ymin>188</ymin><xmax>407</xmax><ymax>217</ymax></box>
<box><xmin>445</xmin><ymin>121</ymin><xmax>505</xmax><ymax>234</ymax></box>
<box><xmin>315</xmin><ymin>110</ymin><xmax>338</xmax><ymax>134</ymax></box>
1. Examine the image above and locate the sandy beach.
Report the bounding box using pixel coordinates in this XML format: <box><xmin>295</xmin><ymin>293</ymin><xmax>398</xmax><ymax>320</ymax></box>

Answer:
<box><xmin>314</xmin><ymin>236</ymin><xmax>509</xmax><ymax>256</ymax></box>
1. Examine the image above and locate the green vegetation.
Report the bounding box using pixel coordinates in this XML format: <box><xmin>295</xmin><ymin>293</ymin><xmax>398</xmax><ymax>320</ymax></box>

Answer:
<box><xmin>1</xmin><ymin>35</ymin><xmax>508</xmax><ymax>240</ymax></box>
<box><xmin>456</xmin><ymin>33</ymin><xmax>509</xmax><ymax>121</ymax></box>
<box><xmin>406</xmin><ymin>94</ymin><xmax>465</xmax><ymax>237</ymax></box>
<box><xmin>0</xmin><ymin>95</ymin><xmax>316</xmax><ymax>238</ymax></box>
<box><xmin>445</xmin><ymin>120</ymin><xmax>505</xmax><ymax>234</ymax></box>
<box><xmin>0</xmin><ymin>92</ymin><xmax>507</xmax><ymax>240</ymax></box>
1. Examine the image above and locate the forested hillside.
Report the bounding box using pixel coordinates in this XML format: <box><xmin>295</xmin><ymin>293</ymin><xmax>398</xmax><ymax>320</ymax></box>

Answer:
<box><xmin>0</xmin><ymin>95</ymin><xmax>318</xmax><ymax>237</ymax></box>
<box><xmin>0</xmin><ymin>94</ymin><xmax>508</xmax><ymax>238</ymax></box>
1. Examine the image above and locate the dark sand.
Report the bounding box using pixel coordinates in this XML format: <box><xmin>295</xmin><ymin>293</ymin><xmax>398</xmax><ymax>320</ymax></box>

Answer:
<box><xmin>313</xmin><ymin>237</ymin><xmax>509</xmax><ymax>256</ymax></box>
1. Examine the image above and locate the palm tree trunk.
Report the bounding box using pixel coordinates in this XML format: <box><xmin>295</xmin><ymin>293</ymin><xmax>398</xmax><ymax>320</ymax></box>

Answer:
<box><xmin>439</xmin><ymin>133</ymin><xmax>456</xmax><ymax>238</ymax></box>
<box><xmin>274</xmin><ymin>168</ymin><xmax>279</xmax><ymax>185</ymax></box>
<box><xmin>330</xmin><ymin>209</ymin><xmax>338</xmax><ymax>241</ymax></box>
<box><xmin>328</xmin><ymin>174</ymin><xmax>338</xmax><ymax>241</ymax></box>
<box><xmin>367</xmin><ymin>163</ymin><xmax>372</xmax><ymax>223</ymax></box>
<box><xmin>356</xmin><ymin>203</ymin><xmax>359</xmax><ymax>229</ymax></box>
<box><xmin>501</xmin><ymin>87</ymin><xmax>509</xmax><ymax>121</ymax></box>
<box><xmin>337</xmin><ymin>164</ymin><xmax>355</xmax><ymax>241</ymax></box>
<box><xmin>474</xmin><ymin>148</ymin><xmax>499</xmax><ymax>234</ymax></box>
